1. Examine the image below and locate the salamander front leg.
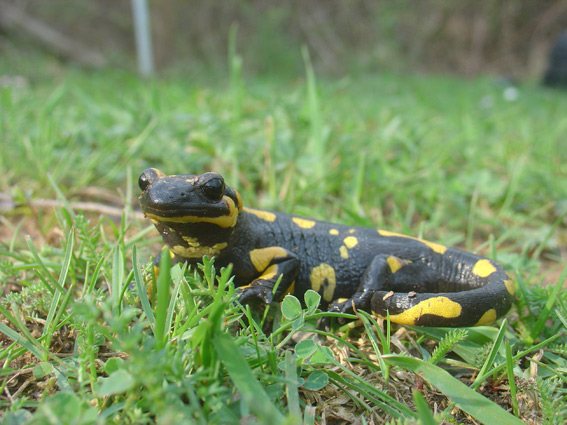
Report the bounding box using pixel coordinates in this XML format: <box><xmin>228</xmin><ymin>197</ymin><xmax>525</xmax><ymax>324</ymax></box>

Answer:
<box><xmin>237</xmin><ymin>247</ymin><xmax>300</xmax><ymax>305</ymax></box>
<box><xmin>328</xmin><ymin>255</ymin><xmax>409</xmax><ymax>316</ymax></box>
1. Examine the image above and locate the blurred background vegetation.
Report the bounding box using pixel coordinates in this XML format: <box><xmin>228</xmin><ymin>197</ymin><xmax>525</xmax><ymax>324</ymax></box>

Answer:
<box><xmin>1</xmin><ymin>2</ymin><xmax>567</xmax><ymax>423</ymax></box>
<box><xmin>1</xmin><ymin>0</ymin><xmax>567</xmax><ymax>79</ymax></box>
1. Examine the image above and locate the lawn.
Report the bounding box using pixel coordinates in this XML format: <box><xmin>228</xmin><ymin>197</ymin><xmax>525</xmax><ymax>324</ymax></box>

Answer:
<box><xmin>1</xmin><ymin>51</ymin><xmax>566</xmax><ymax>424</ymax></box>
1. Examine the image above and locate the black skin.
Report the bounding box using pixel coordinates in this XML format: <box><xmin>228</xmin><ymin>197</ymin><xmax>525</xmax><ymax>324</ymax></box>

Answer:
<box><xmin>139</xmin><ymin>168</ymin><xmax>513</xmax><ymax>327</ymax></box>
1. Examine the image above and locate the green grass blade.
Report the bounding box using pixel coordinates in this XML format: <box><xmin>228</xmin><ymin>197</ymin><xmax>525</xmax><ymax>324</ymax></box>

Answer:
<box><xmin>473</xmin><ymin>319</ymin><xmax>507</xmax><ymax>389</ymax></box>
<box><xmin>0</xmin><ymin>305</ymin><xmax>50</xmax><ymax>362</ymax></box>
<box><xmin>25</xmin><ymin>236</ymin><xmax>63</xmax><ymax>294</ymax></box>
<box><xmin>352</xmin><ymin>152</ymin><xmax>366</xmax><ymax>212</ymax></box>
<box><xmin>303</xmin><ymin>405</ymin><xmax>316</xmax><ymax>425</ymax></box>
<box><xmin>84</xmin><ymin>256</ymin><xmax>105</xmax><ymax>297</ymax></box>
<box><xmin>528</xmin><ymin>357</ymin><xmax>567</xmax><ymax>385</ymax></box>
<box><xmin>110</xmin><ymin>245</ymin><xmax>125</xmax><ymax>314</ymax></box>
<box><xmin>413</xmin><ymin>390</ymin><xmax>438</xmax><ymax>425</ymax></box>
<box><xmin>384</xmin><ymin>355</ymin><xmax>524</xmax><ymax>425</ymax></box>
<box><xmin>505</xmin><ymin>341</ymin><xmax>519</xmax><ymax>417</ymax></box>
<box><xmin>556</xmin><ymin>309</ymin><xmax>567</xmax><ymax>329</ymax></box>
<box><xmin>325</xmin><ymin>369</ymin><xmax>412</xmax><ymax>418</ymax></box>
<box><xmin>302</xmin><ymin>46</ymin><xmax>325</xmax><ymax>180</ymax></box>
<box><xmin>47</xmin><ymin>173</ymin><xmax>76</xmax><ymax>221</ymax></box>
<box><xmin>165</xmin><ymin>265</ymin><xmax>185</xmax><ymax>337</ymax></box>
<box><xmin>154</xmin><ymin>249</ymin><xmax>172</xmax><ymax>349</ymax></box>
<box><xmin>228</xmin><ymin>23</ymin><xmax>243</xmax><ymax>122</ymax></box>
<box><xmin>466</xmin><ymin>179</ymin><xmax>481</xmax><ymax>251</ymax></box>
<box><xmin>0</xmin><ymin>322</ymin><xmax>45</xmax><ymax>361</ymax></box>
<box><xmin>530</xmin><ymin>263</ymin><xmax>567</xmax><ymax>341</ymax></box>
<box><xmin>264</xmin><ymin>115</ymin><xmax>277</xmax><ymax>200</ymax></box>
<box><xmin>358</xmin><ymin>311</ymin><xmax>390</xmax><ymax>381</ymax></box>
<box><xmin>118</xmin><ymin>269</ymin><xmax>135</xmax><ymax>313</ymax></box>
<box><xmin>531</xmin><ymin>210</ymin><xmax>567</xmax><ymax>261</ymax></box>
<box><xmin>284</xmin><ymin>350</ymin><xmax>301</xmax><ymax>419</ymax></box>
<box><xmin>318</xmin><ymin>344</ymin><xmax>414</xmax><ymax>418</ymax></box>
<box><xmin>497</xmin><ymin>156</ymin><xmax>525</xmax><ymax>218</ymax></box>
<box><xmin>132</xmin><ymin>246</ymin><xmax>155</xmax><ymax>326</ymax></box>
<box><xmin>43</xmin><ymin>228</ymin><xmax>74</xmax><ymax>339</ymax></box>
<box><xmin>42</xmin><ymin>290</ymin><xmax>61</xmax><ymax>353</ymax></box>
<box><xmin>475</xmin><ymin>332</ymin><xmax>561</xmax><ymax>385</ymax></box>
<box><xmin>213</xmin><ymin>332</ymin><xmax>285</xmax><ymax>423</ymax></box>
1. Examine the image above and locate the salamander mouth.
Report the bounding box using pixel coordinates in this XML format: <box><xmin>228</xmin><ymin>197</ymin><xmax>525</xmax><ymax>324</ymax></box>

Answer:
<box><xmin>140</xmin><ymin>196</ymin><xmax>239</xmax><ymax>228</ymax></box>
<box><xmin>140</xmin><ymin>203</ymin><xmax>229</xmax><ymax>220</ymax></box>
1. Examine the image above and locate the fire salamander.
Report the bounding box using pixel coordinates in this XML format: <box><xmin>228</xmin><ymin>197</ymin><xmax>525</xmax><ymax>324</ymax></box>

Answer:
<box><xmin>138</xmin><ymin>168</ymin><xmax>513</xmax><ymax>327</ymax></box>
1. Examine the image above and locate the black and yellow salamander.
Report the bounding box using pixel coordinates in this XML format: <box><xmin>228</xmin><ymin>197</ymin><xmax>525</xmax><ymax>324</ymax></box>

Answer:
<box><xmin>138</xmin><ymin>168</ymin><xmax>513</xmax><ymax>327</ymax></box>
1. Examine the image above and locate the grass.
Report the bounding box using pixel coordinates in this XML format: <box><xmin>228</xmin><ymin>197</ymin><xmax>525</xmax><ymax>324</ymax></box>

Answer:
<box><xmin>1</xmin><ymin>49</ymin><xmax>567</xmax><ymax>424</ymax></box>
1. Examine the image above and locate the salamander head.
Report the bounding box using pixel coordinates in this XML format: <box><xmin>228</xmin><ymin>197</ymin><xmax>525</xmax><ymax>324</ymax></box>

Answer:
<box><xmin>138</xmin><ymin>168</ymin><xmax>243</xmax><ymax>259</ymax></box>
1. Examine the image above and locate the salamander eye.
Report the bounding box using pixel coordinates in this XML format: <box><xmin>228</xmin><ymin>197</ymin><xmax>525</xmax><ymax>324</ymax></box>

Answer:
<box><xmin>201</xmin><ymin>178</ymin><xmax>225</xmax><ymax>201</ymax></box>
<box><xmin>138</xmin><ymin>172</ymin><xmax>150</xmax><ymax>191</ymax></box>
<box><xmin>138</xmin><ymin>168</ymin><xmax>164</xmax><ymax>191</ymax></box>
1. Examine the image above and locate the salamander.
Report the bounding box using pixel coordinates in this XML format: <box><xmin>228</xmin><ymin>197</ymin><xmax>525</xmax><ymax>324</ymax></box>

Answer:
<box><xmin>138</xmin><ymin>168</ymin><xmax>513</xmax><ymax>327</ymax></box>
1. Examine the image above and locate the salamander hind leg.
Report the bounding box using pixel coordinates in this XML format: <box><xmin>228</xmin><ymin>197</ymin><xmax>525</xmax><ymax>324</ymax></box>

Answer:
<box><xmin>369</xmin><ymin>260</ymin><xmax>513</xmax><ymax>327</ymax></box>
<box><xmin>371</xmin><ymin>290</ymin><xmax>503</xmax><ymax>327</ymax></box>
<box><xmin>328</xmin><ymin>255</ymin><xmax>410</xmax><ymax>316</ymax></box>
<box><xmin>327</xmin><ymin>254</ymin><xmax>511</xmax><ymax>327</ymax></box>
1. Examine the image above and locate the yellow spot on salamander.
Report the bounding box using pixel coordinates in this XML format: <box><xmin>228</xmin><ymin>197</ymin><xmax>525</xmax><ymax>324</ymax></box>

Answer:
<box><xmin>387</xmin><ymin>256</ymin><xmax>404</xmax><ymax>273</ymax></box>
<box><xmin>343</xmin><ymin>236</ymin><xmax>358</xmax><ymax>249</ymax></box>
<box><xmin>421</xmin><ymin>241</ymin><xmax>446</xmax><ymax>253</ymax></box>
<box><xmin>378</xmin><ymin>230</ymin><xmax>447</xmax><ymax>254</ymax></box>
<box><xmin>310</xmin><ymin>264</ymin><xmax>336</xmax><ymax>303</ymax></box>
<box><xmin>329</xmin><ymin>229</ymin><xmax>339</xmax><ymax>235</ymax></box>
<box><xmin>376</xmin><ymin>296</ymin><xmax>462</xmax><ymax>326</ymax></box>
<box><xmin>504</xmin><ymin>279</ymin><xmax>514</xmax><ymax>295</ymax></box>
<box><xmin>151</xmin><ymin>168</ymin><xmax>166</xmax><ymax>178</ymax></box>
<box><xmin>474</xmin><ymin>308</ymin><xmax>497</xmax><ymax>326</ymax></box>
<box><xmin>250</xmin><ymin>247</ymin><xmax>288</xmax><ymax>272</ymax></box>
<box><xmin>292</xmin><ymin>217</ymin><xmax>316</xmax><ymax>229</ymax></box>
<box><xmin>472</xmin><ymin>259</ymin><xmax>497</xmax><ymax>278</ymax></box>
<box><xmin>174</xmin><ymin>238</ymin><xmax>227</xmax><ymax>259</ymax></box>
<box><xmin>339</xmin><ymin>236</ymin><xmax>359</xmax><ymax>259</ymax></box>
<box><xmin>259</xmin><ymin>264</ymin><xmax>278</xmax><ymax>281</ymax></box>
<box><xmin>349</xmin><ymin>229</ymin><xmax>355</xmax><ymax>234</ymax></box>
<box><xmin>182</xmin><ymin>236</ymin><xmax>201</xmax><ymax>246</ymax></box>
<box><xmin>243</xmin><ymin>264</ymin><xmax>280</xmax><ymax>289</ymax></box>
<box><xmin>234</xmin><ymin>190</ymin><xmax>243</xmax><ymax>212</ymax></box>
<box><xmin>244</xmin><ymin>207</ymin><xmax>276</xmax><ymax>222</ymax></box>
<box><xmin>283</xmin><ymin>281</ymin><xmax>296</xmax><ymax>297</ymax></box>
<box><xmin>172</xmin><ymin>244</ymin><xmax>225</xmax><ymax>259</ymax></box>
